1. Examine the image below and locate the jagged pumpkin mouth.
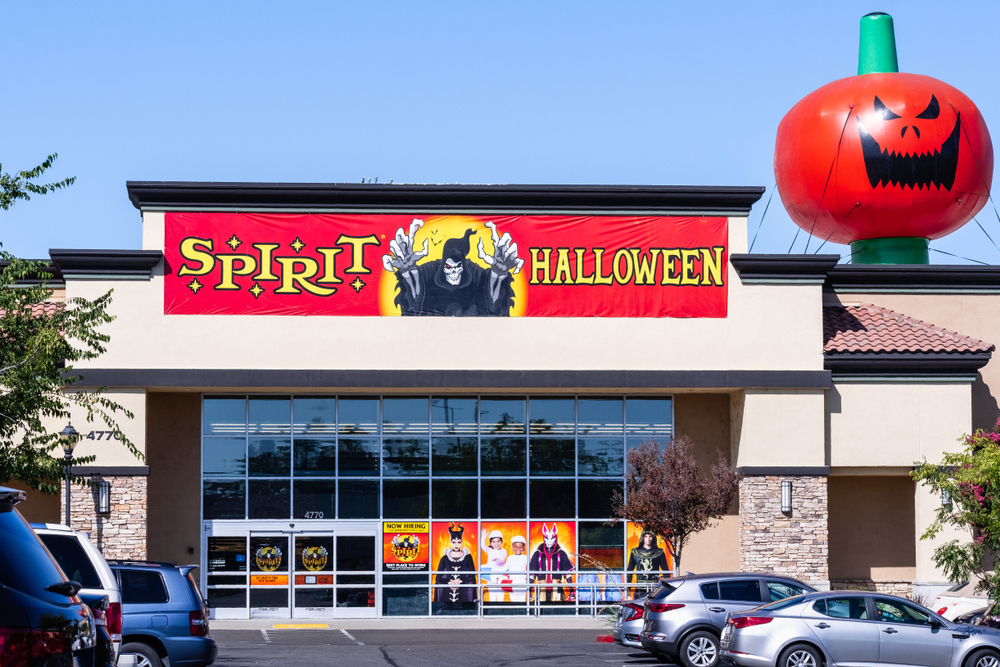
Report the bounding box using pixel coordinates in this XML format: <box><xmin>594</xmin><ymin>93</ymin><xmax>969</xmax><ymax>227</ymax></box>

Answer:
<box><xmin>857</xmin><ymin>113</ymin><xmax>960</xmax><ymax>190</ymax></box>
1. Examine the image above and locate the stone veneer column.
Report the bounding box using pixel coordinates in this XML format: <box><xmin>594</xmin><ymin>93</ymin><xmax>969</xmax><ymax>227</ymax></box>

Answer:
<box><xmin>60</xmin><ymin>476</ymin><xmax>147</xmax><ymax>560</ymax></box>
<box><xmin>740</xmin><ymin>476</ymin><xmax>829</xmax><ymax>586</ymax></box>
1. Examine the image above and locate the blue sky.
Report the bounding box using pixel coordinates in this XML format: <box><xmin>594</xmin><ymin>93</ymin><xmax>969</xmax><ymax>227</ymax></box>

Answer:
<box><xmin>3</xmin><ymin>1</ymin><xmax>999</xmax><ymax>263</ymax></box>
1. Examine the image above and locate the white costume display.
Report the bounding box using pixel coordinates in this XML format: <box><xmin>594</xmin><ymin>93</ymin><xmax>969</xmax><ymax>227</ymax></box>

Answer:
<box><xmin>504</xmin><ymin>536</ymin><xmax>529</xmax><ymax>603</ymax></box>
<box><xmin>481</xmin><ymin>529</ymin><xmax>508</xmax><ymax>602</ymax></box>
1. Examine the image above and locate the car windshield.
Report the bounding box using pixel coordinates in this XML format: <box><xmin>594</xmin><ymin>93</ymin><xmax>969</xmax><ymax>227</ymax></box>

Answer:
<box><xmin>38</xmin><ymin>534</ymin><xmax>103</xmax><ymax>588</ymax></box>
<box><xmin>0</xmin><ymin>510</ymin><xmax>72</xmax><ymax>603</ymax></box>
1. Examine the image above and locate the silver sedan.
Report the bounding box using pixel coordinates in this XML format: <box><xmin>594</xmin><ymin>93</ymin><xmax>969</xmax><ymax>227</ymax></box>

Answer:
<box><xmin>721</xmin><ymin>591</ymin><xmax>1000</xmax><ymax>667</ymax></box>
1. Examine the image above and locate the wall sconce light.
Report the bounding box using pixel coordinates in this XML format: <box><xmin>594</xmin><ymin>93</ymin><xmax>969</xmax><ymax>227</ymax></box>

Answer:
<box><xmin>780</xmin><ymin>480</ymin><xmax>793</xmax><ymax>514</ymax></box>
<box><xmin>96</xmin><ymin>481</ymin><xmax>111</xmax><ymax>514</ymax></box>
<box><xmin>942</xmin><ymin>489</ymin><xmax>952</xmax><ymax>509</ymax></box>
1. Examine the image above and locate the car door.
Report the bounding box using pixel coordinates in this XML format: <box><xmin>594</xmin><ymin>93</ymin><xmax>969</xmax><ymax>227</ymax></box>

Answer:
<box><xmin>701</xmin><ymin>579</ymin><xmax>765</xmax><ymax>629</ymax></box>
<box><xmin>805</xmin><ymin>596</ymin><xmax>880</xmax><ymax>667</ymax></box>
<box><xmin>872</xmin><ymin>597</ymin><xmax>953</xmax><ymax>667</ymax></box>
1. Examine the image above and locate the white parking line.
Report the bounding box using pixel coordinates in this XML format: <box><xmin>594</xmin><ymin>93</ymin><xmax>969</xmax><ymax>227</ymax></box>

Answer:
<box><xmin>340</xmin><ymin>629</ymin><xmax>364</xmax><ymax>645</ymax></box>
<box><xmin>260</xmin><ymin>629</ymin><xmax>271</xmax><ymax>644</ymax></box>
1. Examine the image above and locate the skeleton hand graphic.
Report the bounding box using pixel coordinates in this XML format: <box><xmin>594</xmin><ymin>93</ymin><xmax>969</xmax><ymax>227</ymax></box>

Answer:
<box><xmin>382</xmin><ymin>219</ymin><xmax>429</xmax><ymax>273</ymax></box>
<box><xmin>477</xmin><ymin>221</ymin><xmax>524</xmax><ymax>277</ymax></box>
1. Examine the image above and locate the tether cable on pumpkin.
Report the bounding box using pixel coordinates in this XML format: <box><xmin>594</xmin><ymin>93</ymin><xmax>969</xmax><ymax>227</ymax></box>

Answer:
<box><xmin>814</xmin><ymin>202</ymin><xmax>860</xmax><ymax>254</ymax></box>
<box><xmin>749</xmin><ymin>184</ymin><xmax>777</xmax><ymax>253</ymax></box>
<box><xmin>948</xmin><ymin>99</ymin><xmax>1000</xmax><ymax>230</ymax></box>
<box><xmin>803</xmin><ymin>104</ymin><xmax>855</xmax><ymax>254</ymax></box>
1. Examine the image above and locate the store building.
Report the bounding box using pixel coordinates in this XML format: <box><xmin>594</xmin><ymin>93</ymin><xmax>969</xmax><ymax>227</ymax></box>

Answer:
<box><xmin>16</xmin><ymin>182</ymin><xmax>998</xmax><ymax>618</ymax></box>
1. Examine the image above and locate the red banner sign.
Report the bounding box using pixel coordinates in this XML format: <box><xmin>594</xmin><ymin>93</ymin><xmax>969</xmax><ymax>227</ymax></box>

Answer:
<box><xmin>163</xmin><ymin>212</ymin><xmax>727</xmax><ymax>317</ymax></box>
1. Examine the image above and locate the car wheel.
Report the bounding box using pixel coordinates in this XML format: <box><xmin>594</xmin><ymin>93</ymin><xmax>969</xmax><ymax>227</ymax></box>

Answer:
<box><xmin>121</xmin><ymin>642</ymin><xmax>163</xmax><ymax>667</ymax></box>
<box><xmin>679</xmin><ymin>631</ymin><xmax>719</xmax><ymax>667</ymax></box>
<box><xmin>968</xmin><ymin>648</ymin><xmax>1000</xmax><ymax>667</ymax></box>
<box><xmin>778</xmin><ymin>644</ymin><xmax>822</xmax><ymax>667</ymax></box>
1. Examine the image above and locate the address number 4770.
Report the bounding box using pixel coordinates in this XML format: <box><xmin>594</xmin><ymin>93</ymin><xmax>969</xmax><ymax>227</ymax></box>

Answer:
<box><xmin>84</xmin><ymin>431</ymin><xmax>122</xmax><ymax>441</ymax></box>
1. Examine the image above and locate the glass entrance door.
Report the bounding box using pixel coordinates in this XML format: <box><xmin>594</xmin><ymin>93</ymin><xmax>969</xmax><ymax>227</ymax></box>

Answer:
<box><xmin>205</xmin><ymin>522</ymin><xmax>377</xmax><ymax>619</ymax></box>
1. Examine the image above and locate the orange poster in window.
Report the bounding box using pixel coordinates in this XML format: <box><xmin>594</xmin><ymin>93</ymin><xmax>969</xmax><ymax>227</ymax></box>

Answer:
<box><xmin>479</xmin><ymin>522</ymin><xmax>528</xmax><ymax>603</ymax></box>
<box><xmin>528</xmin><ymin>522</ymin><xmax>576</xmax><ymax>603</ymax></box>
<box><xmin>382</xmin><ymin>522</ymin><xmax>429</xmax><ymax>572</ymax></box>
<box><xmin>626</xmin><ymin>522</ymin><xmax>673</xmax><ymax>586</ymax></box>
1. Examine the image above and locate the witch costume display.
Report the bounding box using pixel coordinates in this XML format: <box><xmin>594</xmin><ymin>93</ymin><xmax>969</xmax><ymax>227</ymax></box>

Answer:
<box><xmin>627</xmin><ymin>531</ymin><xmax>670</xmax><ymax>586</ymax></box>
<box><xmin>434</xmin><ymin>523</ymin><xmax>477</xmax><ymax>609</ymax></box>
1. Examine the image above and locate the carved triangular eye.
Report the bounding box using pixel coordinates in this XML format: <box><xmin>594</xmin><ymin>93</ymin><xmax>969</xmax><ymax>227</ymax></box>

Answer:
<box><xmin>916</xmin><ymin>95</ymin><xmax>940</xmax><ymax>120</ymax></box>
<box><xmin>874</xmin><ymin>96</ymin><xmax>902</xmax><ymax>120</ymax></box>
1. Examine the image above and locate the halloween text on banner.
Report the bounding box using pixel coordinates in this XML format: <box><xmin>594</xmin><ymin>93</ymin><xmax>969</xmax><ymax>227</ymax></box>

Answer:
<box><xmin>164</xmin><ymin>212</ymin><xmax>728</xmax><ymax>317</ymax></box>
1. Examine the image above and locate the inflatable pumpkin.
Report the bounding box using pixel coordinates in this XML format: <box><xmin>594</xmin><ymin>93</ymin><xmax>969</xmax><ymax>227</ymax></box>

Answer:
<box><xmin>774</xmin><ymin>13</ymin><xmax>993</xmax><ymax>263</ymax></box>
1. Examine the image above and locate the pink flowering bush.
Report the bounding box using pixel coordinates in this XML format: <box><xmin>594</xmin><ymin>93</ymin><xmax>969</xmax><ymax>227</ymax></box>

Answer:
<box><xmin>912</xmin><ymin>418</ymin><xmax>1000</xmax><ymax>599</ymax></box>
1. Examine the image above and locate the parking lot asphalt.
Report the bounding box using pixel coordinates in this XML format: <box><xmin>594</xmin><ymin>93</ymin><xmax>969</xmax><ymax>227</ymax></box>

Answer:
<box><xmin>210</xmin><ymin>628</ymin><xmax>662</xmax><ymax>667</ymax></box>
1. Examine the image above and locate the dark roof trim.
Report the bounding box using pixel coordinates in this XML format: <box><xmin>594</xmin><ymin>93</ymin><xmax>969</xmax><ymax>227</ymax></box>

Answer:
<box><xmin>126</xmin><ymin>182</ymin><xmax>766</xmax><ymax>215</ymax></box>
<box><xmin>71</xmin><ymin>466</ymin><xmax>149</xmax><ymax>477</ymax></box>
<box><xmin>827</xmin><ymin>264</ymin><xmax>1000</xmax><ymax>293</ymax></box>
<box><xmin>730</xmin><ymin>254</ymin><xmax>841</xmax><ymax>284</ymax></box>
<box><xmin>48</xmin><ymin>249</ymin><xmax>162</xmax><ymax>280</ymax></box>
<box><xmin>67</xmin><ymin>368</ymin><xmax>831</xmax><ymax>390</ymax></box>
<box><xmin>738</xmin><ymin>466</ymin><xmax>830</xmax><ymax>476</ymax></box>
<box><xmin>824</xmin><ymin>351</ymin><xmax>992</xmax><ymax>378</ymax></box>
<box><xmin>0</xmin><ymin>260</ymin><xmax>64</xmax><ymax>287</ymax></box>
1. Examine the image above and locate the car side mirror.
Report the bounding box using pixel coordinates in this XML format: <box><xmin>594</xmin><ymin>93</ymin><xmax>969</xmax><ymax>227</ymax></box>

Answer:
<box><xmin>45</xmin><ymin>580</ymin><xmax>82</xmax><ymax>597</ymax></box>
<box><xmin>930</xmin><ymin>618</ymin><xmax>942</xmax><ymax>628</ymax></box>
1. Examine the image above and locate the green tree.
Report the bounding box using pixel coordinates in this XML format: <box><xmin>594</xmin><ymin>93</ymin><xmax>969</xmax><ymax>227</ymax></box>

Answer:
<box><xmin>912</xmin><ymin>420</ymin><xmax>1000</xmax><ymax>600</ymax></box>
<box><xmin>0</xmin><ymin>154</ymin><xmax>141</xmax><ymax>493</ymax></box>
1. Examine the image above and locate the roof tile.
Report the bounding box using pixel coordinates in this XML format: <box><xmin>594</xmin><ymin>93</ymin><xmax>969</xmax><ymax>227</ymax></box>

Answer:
<box><xmin>824</xmin><ymin>303</ymin><xmax>994</xmax><ymax>354</ymax></box>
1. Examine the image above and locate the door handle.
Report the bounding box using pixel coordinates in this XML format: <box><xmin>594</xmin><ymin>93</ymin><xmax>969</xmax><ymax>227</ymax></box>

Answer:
<box><xmin>953</xmin><ymin>634</ymin><xmax>970</xmax><ymax>639</ymax></box>
<box><xmin>883</xmin><ymin>628</ymin><xmax>898</xmax><ymax>634</ymax></box>
<box><xmin>814</xmin><ymin>623</ymin><xmax>830</xmax><ymax>629</ymax></box>
<box><xmin>709</xmin><ymin>607</ymin><xmax>726</xmax><ymax>613</ymax></box>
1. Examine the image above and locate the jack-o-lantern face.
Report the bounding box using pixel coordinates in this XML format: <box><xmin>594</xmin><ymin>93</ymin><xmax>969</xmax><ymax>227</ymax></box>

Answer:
<box><xmin>775</xmin><ymin>73</ymin><xmax>993</xmax><ymax>244</ymax></box>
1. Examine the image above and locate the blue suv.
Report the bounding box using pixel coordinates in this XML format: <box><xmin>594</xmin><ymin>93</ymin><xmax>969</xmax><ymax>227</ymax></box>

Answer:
<box><xmin>110</xmin><ymin>561</ymin><xmax>217</xmax><ymax>667</ymax></box>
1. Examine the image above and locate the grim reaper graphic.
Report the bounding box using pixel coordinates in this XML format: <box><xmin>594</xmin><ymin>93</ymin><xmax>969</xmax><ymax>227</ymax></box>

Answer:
<box><xmin>381</xmin><ymin>219</ymin><xmax>524</xmax><ymax>316</ymax></box>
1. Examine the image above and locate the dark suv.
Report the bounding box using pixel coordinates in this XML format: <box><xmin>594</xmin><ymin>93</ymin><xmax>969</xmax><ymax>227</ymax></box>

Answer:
<box><xmin>0</xmin><ymin>487</ymin><xmax>97</xmax><ymax>666</ymax></box>
<box><xmin>639</xmin><ymin>572</ymin><xmax>815</xmax><ymax>667</ymax></box>
<box><xmin>110</xmin><ymin>561</ymin><xmax>217</xmax><ymax>667</ymax></box>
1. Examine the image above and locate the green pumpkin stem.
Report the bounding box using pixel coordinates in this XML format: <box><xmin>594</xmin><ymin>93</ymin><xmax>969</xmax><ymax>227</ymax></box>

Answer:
<box><xmin>858</xmin><ymin>12</ymin><xmax>899</xmax><ymax>75</ymax></box>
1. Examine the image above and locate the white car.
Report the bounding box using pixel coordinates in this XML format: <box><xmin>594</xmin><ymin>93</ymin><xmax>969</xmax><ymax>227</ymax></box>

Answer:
<box><xmin>32</xmin><ymin>523</ymin><xmax>124</xmax><ymax>664</ymax></box>
<box><xmin>931</xmin><ymin>576</ymin><xmax>990</xmax><ymax>620</ymax></box>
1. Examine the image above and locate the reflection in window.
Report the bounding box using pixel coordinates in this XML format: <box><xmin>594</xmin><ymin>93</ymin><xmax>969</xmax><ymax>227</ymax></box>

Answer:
<box><xmin>203</xmin><ymin>397</ymin><xmax>246</xmax><ymax>436</ymax></box>
<box><xmin>577</xmin><ymin>438</ymin><xmax>624</xmax><ymax>476</ymax></box>
<box><xmin>529</xmin><ymin>479</ymin><xmax>574</xmax><ymax>518</ymax></box>
<box><xmin>339</xmin><ymin>480</ymin><xmax>378</xmax><ymax>519</ymax></box>
<box><xmin>293</xmin><ymin>397</ymin><xmax>336</xmax><ymax>435</ymax></box>
<box><xmin>339</xmin><ymin>399</ymin><xmax>380</xmax><ymax>435</ymax></box>
<box><xmin>577</xmin><ymin>398</ymin><xmax>622</xmax><ymax>437</ymax></box>
<box><xmin>383</xmin><ymin>438</ymin><xmax>429</xmax><ymax>476</ymax></box>
<box><xmin>480</xmin><ymin>437</ymin><xmax>526</xmax><ymax>476</ymax></box>
<box><xmin>431</xmin><ymin>398</ymin><xmax>477</xmax><ymax>435</ymax></box>
<box><xmin>203</xmin><ymin>438</ymin><xmax>246</xmax><ymax>476</ymax></box>
<box><xmin>294</xmin><ymin>439</ymin><xmax>336</xmax><ymax>476</ymax></box>
<box><xmin>248</xmin><ymin>479</ymin><xmax>290</xmax><ymax>519</ymax></box>
<box><xmin>204</xmin><ymin>481</ymin><xmax>245</xmax><ymax>519</ymax></box>
<box><xmin>293</xmin><ymin>480</ymin><xmax>335</xmax><ymax>519</ymax></box>
<box><xmin>529</xmin><ymin>438</ymin><xmax>574</xmax><ymax>476</ymax></box>
<box><xmin>578</xmin><ymin>480</ymin><xmax>622</xmax><ymax>519</ymax></box>
<box><xmin>432</xmin><ymin>437</ymin><xmax>477</xmax><ymax>476</ymax></box>
<box><xmin>383</xmin><ymin>480</ymin><xmax>428</xmax><ymax>518</ymax></box>
<box><xmin>249</xmin><ymin>396</ymin><xmax>291</xmax><ymax>435</ymax></box>
<box><xmin>339</xmin><ymin>438</ymin><xmax>379</xmax><ymax>475</ymax></box>
<box><xmin>529</xmin><ymin>398</ymin><xmax>575</xmax><ymax>436</ymax></box>
<box><xmin>248</xmin><ymin>438</ymin><xmax>291</xmax><ymax>476</ymax></box>
<box><xmin>579</xmin><ymin>522</ymin><xmax>624</xmax><ymax>569</ymax></box>
<box><xmin>626</xmin><ymin>398</ymin><xmax>673</xmax><ymax>440</ymax></box>
<box><xmin>383</xmin><ymin>398</ymin><xmax>429</xmax><ymax>436</ymax></box>
<box><xmin>481</xmin><ymin>480</ymin><xmax>526</xmax><ymax>518</ymax></box>
<box><xmin>480</xmin><ymin>399</ymin><xmax>525</xmax><ymax>434</ymax></box>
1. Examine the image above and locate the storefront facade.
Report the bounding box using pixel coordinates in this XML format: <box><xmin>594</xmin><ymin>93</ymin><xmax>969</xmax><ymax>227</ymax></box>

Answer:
<box><xmin>19</xmin><ymin>182</ymin><xmax>996</xmax><ymax>617</ymax></box>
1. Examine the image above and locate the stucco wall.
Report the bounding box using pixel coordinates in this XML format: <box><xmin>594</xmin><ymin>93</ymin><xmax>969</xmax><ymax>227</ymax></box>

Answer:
<box><xmin>828</xmin><ymin>476</ymin><xmax>916</xmax><ymax>580</ymax></box>
<box><xmin>831</xmin><ymin>293</ymin><xmax>1000</xmax><ymax>431</ymax></box>
<box><xmin>828</xmin><ymin>382</ymin><xmax>972</xmax><ymax>467</ymax></box>
<box><xmin>674</xmin><ymin>393</ymin><xmax>739</xmax><ymax>572</ymax></box>
<box><xmin>7</xmin><ymin>480</ymin><xmax>60</xmax><ymax>524</ymax></box>
<box><xmin>146</xmin><ymin>392</ymin><xmax>202</xmax><ymax>566</ymax></box>
<box><xmin>736</xmin><ymin>389</ymin><xmax>826</xmax><ymax>467</ymax></box>
<box><xmin>46</xmin><ymin>389</ymin><xmax>148</xmax><ymax>466</ymax></box>
<box><xmin>66</xmin><ymin>214</ymin><xmax>826</xmax><ymax>376</ymax></box>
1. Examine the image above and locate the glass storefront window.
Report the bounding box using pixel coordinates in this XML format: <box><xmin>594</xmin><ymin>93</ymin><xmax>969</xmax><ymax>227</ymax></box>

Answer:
<box><xmin>339</xmin><ymin>437</ymin><xmax>379</xmax><ymax>475</ymax></box>
<box><xmin>249</xmin><ymin>437</ymin><xmax>291</xmax><ymax>476</ymax></box>
<box><xmin>432</xmin><ymin>479</ymin><xmax>477</xmax><ymax>518</ymax></box>
<box><xmin>579</xmin><ymin>480</ymin><xmax>623</xmax><ymax>518</ymax></box>
<box><xmin>430</xmin><ymin>398</ymin><xmax>477</xmax><ymax>435</ymax></box>
<box><xmin>293</xmin><ymin>480</ymin><xmax>335</xmax><ymax>519</ymax></box>
<box><xmin>579</xmin><ymin>522</ymin><xmax>624</xmax><ymax>569</ymax></box>
<box><xmin>431</xmin><ymin>437</ymin><xmax>477</xmax><ymax>475</ymax></box>
<box><xmin>626</xmin><ymin>397</ymin><xmax>673</xmax><ymax>447</ymax></box>
<box><xmin>382</xmin><ymin>480</ymin><xmax>428</xmax><ymax>518</ymax></box>
<box><xmin>248</xmin><ymin>480</ymin><xmax>290</xmax><ymax>519</ymax></box>
<box><xmin>249</xmin><ymin>396</ymin><xmax>291</xmax><ymax>435</ymax></box>
<box><xmin>338</xmin><ymin>480</ymin><xmax>378</xmax><ymax>519</ymax></box>
<box><xmin>204</xmin><ymin>481</ymin><xmax>245</xmax><ymax>519</ymax></box>
<box><xmin>480</xmin><ymin>437</ymin><xmax>526</xmax><ymax>475</ymax></box>
<box><xmin>294</xmin><ymin>439</ymin><xmax>336</xmax><ymax>477</ymax></box>
<box><xmin>529</xmin><ymin>438</ymin><xmax>574</xmax><ymax>476</ymax></box>
<box><xmin>529</xmin><ymin>479</ymin><xmax>574</xmax><ymax>518</ymax></box>
<box><xmin>480</xmin><ymin>398</ymin><xmax>525</xmax><ymax>434</ymax></box>
<box><xmin>203</xmin><ymin>397</ymin><xmax>246</xmax><ymax>436</ymax></box>
<box><xmin>383</xmin><ymin>438</ymin><xmax>429</xmax><ymax>476</ymax></box>
<box><xmin>339</xmin><ymin>398</ymin><xmax>379</xmax><ymax>435</ymax></box>
<box><xmin>293</xmin><ymin>397</ymin><xmax>336</xmax><ymax>436</ymax></box>
<box><xmin>528</xmin><ymin>398</ymin><xmax>575</xmax><ymax>436</ymax></box>
<box><xmin>481</xmin><ymin>479</ymin><xmax>526</xmax><ymax>519</ymax></box>
<box><xmin>578</xmin><ymin>438</ymin><xmax>624</xmax><ymax>476</ymax></box>
<box><xmin>203</xmin><ymin>438</ymin><xmax>246</xmax><ymax>476</ymax></box>
<box><xmin>577</xmin><ymin>398</ymin><xmax>623</xmax><ymax>437</ymax></box>
<box><xmin>382</xmin><ymin>398</ymin><xmax>428</xmax><ymax>436</ymax></box>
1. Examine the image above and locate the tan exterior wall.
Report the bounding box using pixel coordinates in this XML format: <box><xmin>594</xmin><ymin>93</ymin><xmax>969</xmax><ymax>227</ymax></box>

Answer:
<box><xmin>674</xmin><ymin>394</ymin><xmax>739</xmax><ymax>572</ymax></box>
<box><xmin>828</xmin><ymin>382</ymin><xmax>972</xmax><ymax>467</ymax></box>
<box><xmin>831</xmin><ymin>293</ymin><xmax>1000</xmax><ymax>431</ymax></box>
<box><xmin>67</xmin><ymin>214</ymin><xmax>826</xmax><ymax>376</ymax></box>
<box><xmin>44</xmin><ymin>389</ymin><xmax>148</xmax><ymax>466</ymax></box>
<box><xmin>146</xmin><ymin>393</ymin><xmax>202</xmax><ymax>566</ymax></box>
<box><xmin>828</xmin><ymin>476</ymin><xmax>916</xmax><ymax>581</ymax></box>
<box><xmin>7</xmin><ymin>480</ymin><xmax>61</xmax><ymax>524</ymax></box>
<box><xmin>736</xmin><ymin>390</ymin><xmax>826</xmax><ymax>467</ymax></box>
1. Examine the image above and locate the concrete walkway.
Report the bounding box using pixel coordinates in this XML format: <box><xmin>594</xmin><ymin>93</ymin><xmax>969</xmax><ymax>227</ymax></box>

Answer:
<box><xmin>212</xmin><ymin>616</ymin><xmax>611</xmax><ymax>630</ymax></box>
